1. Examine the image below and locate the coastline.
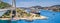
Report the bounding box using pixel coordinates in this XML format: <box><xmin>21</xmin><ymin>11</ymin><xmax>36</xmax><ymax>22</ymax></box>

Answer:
<box><xmin>12</xmin><ymin>15</ymin><xmax>47</xmax><ymax>20</ymax></box>
<box><xmin>0</xmin><ymin>18</ymin><xmax>11</xmax><ymax>20</ymax></box>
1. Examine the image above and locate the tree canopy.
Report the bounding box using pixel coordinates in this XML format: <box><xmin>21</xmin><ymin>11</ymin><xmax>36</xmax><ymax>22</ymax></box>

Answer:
<box><xmin>0</xmin><ymin>1</ymin><xmax>11</xmax><ymax>9</ymax></box>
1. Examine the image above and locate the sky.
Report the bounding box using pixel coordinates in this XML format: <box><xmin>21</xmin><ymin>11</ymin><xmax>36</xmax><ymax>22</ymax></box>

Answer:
<box><xmin>3</xmin><ymin>0</ymin><xmax>60</xmax><ymax>7</ymax></box>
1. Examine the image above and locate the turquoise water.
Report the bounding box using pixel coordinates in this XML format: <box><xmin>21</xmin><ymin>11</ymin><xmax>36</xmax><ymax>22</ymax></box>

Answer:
<box><xmin>0</xmin><ymin>20</ymin><xmax>11</xmax><ymax>23</ymax></box>
<box><xmin>17</xmin><ymin>10</ymin><xmax>60</xmax><ymax>23</ymax></box>
<box><xmin>11</xmin><ymin>21</ymin><xmax>17</xmax><ymax>23</ymax></box>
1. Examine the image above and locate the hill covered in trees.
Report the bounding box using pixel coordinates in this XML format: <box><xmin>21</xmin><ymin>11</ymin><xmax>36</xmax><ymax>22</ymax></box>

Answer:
<box><xmin>0</xmin><ymin>1</ymin><xmax>11</xmax><ymax>9</ymax></box>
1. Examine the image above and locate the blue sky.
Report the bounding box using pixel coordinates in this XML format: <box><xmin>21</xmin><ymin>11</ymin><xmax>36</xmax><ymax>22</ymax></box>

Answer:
<box><xmin>3</xmin><ymin>0</ymin><xmax>60</xmax><ymax>7</ymax></box>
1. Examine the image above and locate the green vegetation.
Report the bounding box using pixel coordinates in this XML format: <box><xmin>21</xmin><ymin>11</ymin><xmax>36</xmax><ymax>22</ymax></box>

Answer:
<box><xmin>1</xmin><ymin>10</ymin><xmax>11</xmax><ymax>18</ymax></box>
<box><xmin>52</xmin><ymin>8</ymin><xmax>60</xmax><ymax>12</ymax></box>
<box><xmin>16</xmin><ymin>8</ymin><xmax>40</xmax><ymax>18</ymax></box>
<box><xmin>0</xmin><ymin>1</ymin><xmax>11</xmax><ymax>9</ymax></box>
<box><xmin>36</xmin><ymin>14</ymin><xmax>40</xmax><ymax>17</ymax></box>
<box><xmin>59</xmin><ymin>8</ymin><xmax>60</xmax><ymax>11</ymax></box>
<box><xmin>0</xmin><ymin>1</ymin><xmax>11</xmax><ymax>18</ymax></box>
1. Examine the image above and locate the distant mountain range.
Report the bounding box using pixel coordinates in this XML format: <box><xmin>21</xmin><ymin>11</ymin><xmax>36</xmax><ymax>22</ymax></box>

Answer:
<box><xmin>30</xmin><ymin>5</ymin><xmax>60</xmax><ymax>9</ymax></box>
<box><xmin>18</xmin><ymin>5</ymin><xmax>60</xmax><ymax>12</ymax></box>
<box><xmin>50</xmin><ymin>5</ymin><xmax>60</xmax><ymax>8</ymax></box>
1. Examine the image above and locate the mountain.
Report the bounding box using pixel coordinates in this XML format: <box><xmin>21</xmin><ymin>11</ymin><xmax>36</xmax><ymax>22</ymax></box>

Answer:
<box><xmin>18</xmin><ymin>5</ymin><xmax>60</xmax><ymax>12</ymax></box>
<box><xmin>50</xmin><ymin>5</ymin><xmax>60</xmax><ymax>8</ymax></box>
<box><xmin>49</xmin><ymin>5</ymin><xmax>60</xmax><ymax>11</ymax></box>
<box><xmin>0</xmin><ymin>1</ymin><xmax>11</xmax><ymax>9</ymax></box>
<box><xmin>30</xmin><ymin>6</ymin><xmax>43</xmax><ymax>9</ymax></box>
